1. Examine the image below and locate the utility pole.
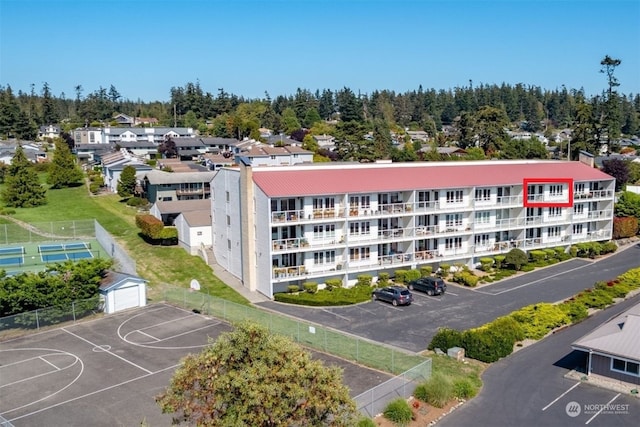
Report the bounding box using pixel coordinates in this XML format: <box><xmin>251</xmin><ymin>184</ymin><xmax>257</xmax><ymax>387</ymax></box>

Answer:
<box><xmin>173</xmin><ymin>103</ymin><xmax>177</xmax><ymax>127</ymax></box>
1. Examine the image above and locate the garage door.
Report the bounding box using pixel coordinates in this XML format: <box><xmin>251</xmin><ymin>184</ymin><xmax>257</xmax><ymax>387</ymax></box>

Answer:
<box><xmin>113</xmin><ymin>285</ymin><xmax>140</xmax><ymax>312</ymax></box>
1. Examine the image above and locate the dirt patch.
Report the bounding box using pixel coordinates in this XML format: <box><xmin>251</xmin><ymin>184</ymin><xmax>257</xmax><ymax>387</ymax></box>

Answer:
<box><xmin>373</xmin><ymin>398</ymin><xmax>463</xmax><ymax>426</ymax></box>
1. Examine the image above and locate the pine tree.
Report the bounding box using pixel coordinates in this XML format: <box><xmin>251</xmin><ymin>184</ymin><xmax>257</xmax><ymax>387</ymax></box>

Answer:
<box><xmin>1</xmin><ymin>146</ymin><xmax>47</xmax><ymax>208</ymax></box>
<box><xmin>47</xmin><ymin>141</ymin><xmax>84</xmax><ymax>189</ymax></box>
<box><xmin>117</xmin><ymin>165</ymin><xmax>137</xmax><ymax>199</ymax></box>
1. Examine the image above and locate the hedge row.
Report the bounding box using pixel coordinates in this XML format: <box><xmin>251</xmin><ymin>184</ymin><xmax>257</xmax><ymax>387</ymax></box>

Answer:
<box><xmin>274</xmin><ymin>283</ymin><xmax>372</xmax><ymax>306</ymax></box>
<box><xmin>136</xmin><ymin>214</ymin><xmax>164</xmax><ymax>238</ymax></box>
<box><xmin>429</xmin><ymin>267</ymin><xmax>640</xmax><ymax>362</ymax></box>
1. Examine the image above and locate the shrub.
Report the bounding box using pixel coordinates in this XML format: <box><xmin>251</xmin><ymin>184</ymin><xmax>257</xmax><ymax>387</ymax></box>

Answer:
<box><xmin>453</xmin><ymin>378</ymin><xmax>477</xmax><ymax>399</ymax></box>
<box><xmin>462</xmin><ymin>326</ymin><xmax>515</xmax><ymax>363</ymax></box>
<box><xmin>394</xmin><ymin>269</ymin><xmax>408</xmax><ymax>284</ymax></box>
<box><xmin>383</xmin><ymin>398</ymin><xmax>413</xmax><ymax>425</ymax></box>
<box><xmin>414</xmin><ymin>373</ymin><xmax>453</xmax><ymax>408</ymax></box>
<box><xmin>504</xmin><ymin>249</ymin><xmax>528</xmax><ymax>270</ymax></box>
<box><xmin>569</xmin><ymin>245</ymin><xmax>578</xmax><ymax>257</ymax></box>
<box><xmin>520</xmin><ymin>264</ymin><xmax>535</xmax><ymax>272</ymax></box>
<box><xmin>156</xmin><ymin>227</ymin><xmax>178</xmax><ymax>245</ymax></box>
<box><xmin>377</xmin><ymin>272</ymin><xmax>390</xmax><ymax>287</ymax></box>
<box><xmin>287</xmin><ymin>285</ymin><xmax>299</xmax><ymax>293</ymax></box>
<box><xmin>303</xmin><ymin>282</ymin><xmax>318</xmax><ymax>293</ymax></box>
<box><xmin>420</xmin><ymin>266</ymin><xmax>433</xmax><ymax>277</ymax></box>
<box><xmin>135</xmin><ymin>214</ymin><xmax>164</xmax><ymax>239</ymax></box>
<box><xmin>559</xmin><ymin>300</ymin><xmax>589</xmax><ymax>323</ymax></box>
<box><xmin>356</xmin><ymin>275</ymin><xmax>372</xmax><ymax>287</ymax></box>
<box><xmin>452</xmin><ymin>271</ymin><xmax>479</xmax><ymax>287</ymax></box>
<box><xmin>574</xmin><ymin>288</ymin><xmax>614</xmax><ymax>309</ymax></box>
<box><xmin>356</xmin><ymin>418</ymin><xmax>376</xmax><ymax>427</ymax></box>
<box><xmin>544</xmin><ymin>248</ymin><xmax>557</xmax><ymax>259</ymax></box>
<box><xmin>529</xmin><ymin>250</ymin><xmax>546</xmax><ymax>262</ymax></box>
<box><xmin>493</xmin><ymin>255</ymin><xmax>506</xmax><ymax>269</ymax></box>
<box><xmin>404</xmin><ymin>269</ymin><xmax>421</xmax><ymax>283</ymax></box>
<box><xmin>491</xmin><ymin>315</ymin><xmax>526</xmax><ymax>343</ymax></box>
<box><xmin>126</xmin><ymin>197</ymin><xmax>149</xmax><ymax>208</ymax></box>
<box><xmin>428</xmin><ymin>327</ymin><xmax>463</xmax><ymax>351</ymax></box>
<box><xmin>601</xmin><ymin>241</ymin><xmax>618</xmax><ymax>254</ymax></box>
<box><xmin>89</xmin><ymin>183</ymin><xmax>101</xmax><ymax>194</ymax></box>
<box><xmin>274</xmin><ymin>284</ymin><xmax>371</xmax><ymax>306</ymax></box>
<box><xmin>554</xmin><ymin>246</ymin><xmax>567</xmax><ymax>257</ymax></box>
<box><xmin>325</xmin><ymin>278</ymin><xmax>342</xmax><ymax>290</ymax></box>
<box><xmin>479</xmin><ymin>257</ymin><xmax>494</xmax><ymax>271</ymax></box>
<box><xmin>613</xmin><ymin>216</ymin><xmax>639</xmax><ymax>239</ymax></box>
<box><xmin>509</xmin><ymin>303</ymin><xmax>570</xmax><ymax>339</ymax></box>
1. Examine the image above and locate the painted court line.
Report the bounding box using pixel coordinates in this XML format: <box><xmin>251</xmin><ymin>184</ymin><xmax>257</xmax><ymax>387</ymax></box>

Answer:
<box><xmin>135</xmin><ymin>330</ymin><xmax>160</xmax><ymax>342</ymax></box>
<box><xmin>5</xmin><ymin>363</ymin><xmax>179</xmax><ymax>423</ymax></box>
<box><xmin>542</xmin><ymin>382</ymin><xmax>581</xmax><ymax>411</ymax></box>
<box><xmin>153</xmin><ymin>323</ymin><xmax>218</xmax><ymax>342</ymax></box>
<box><xmin>585</xmin><ymin>393</ymin><xmax>621</xmax><ymax>425</ymax></box>
<box><xmin>62</xmin><ymin>328</ymin><xmax>152</xmax><ymax>374</ymax></box>
<box><xmin>38</xmin><ymin>356</ymin><xmax>61</xmax><ymax>371</ymax></box>
<box><xmin>138</xmin><ymin>313</ymin><xmax>196</xmax><ymax>331</ymax></box>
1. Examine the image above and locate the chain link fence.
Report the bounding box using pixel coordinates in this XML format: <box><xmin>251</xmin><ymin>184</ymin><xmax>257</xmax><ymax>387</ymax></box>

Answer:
<box><xmin>355</xmin><ymin>359</ymin><xmax>432</xmax><ymax>418</ymax></box>
<box><xmin>0</xmin><ymin>220</ymin><xmax>95</xmax><ymax>244</ymax></box>
<box><xmin>0</xmin><ymin>297</ymin><xmax>102</xmax><ymax>339</ymax></box>
<box><xmin>163</xmin><ymin>286</ymin><xmax>428</xmax><ymax>375</ymax></box>
<box><xmin>94</xmin><ymin>220</ymin><xmax>136</xmax><ymax>275</ymax></box>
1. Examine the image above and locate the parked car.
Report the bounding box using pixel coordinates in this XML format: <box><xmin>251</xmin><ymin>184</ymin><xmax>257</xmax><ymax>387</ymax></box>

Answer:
<box><xmin>372</xmin><ymin>286</ymin><xmax>413</xmax><ymax>306</ymax></box>
<box><xmin>407</xmin><ymin>277</ymin><xmax>446</xmax><ymax>296</ymax></box>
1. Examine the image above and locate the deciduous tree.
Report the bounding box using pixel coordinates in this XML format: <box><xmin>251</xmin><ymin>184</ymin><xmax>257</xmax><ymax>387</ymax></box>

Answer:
<box><xmin>602</xmin><ymin>158</ymin><xmax>630</xmax><ymax>191</ymax></box>
<box><xmin>156</xmin><ymin>322</ymin><xmax>358</xmax><ymax>426</ymax></box>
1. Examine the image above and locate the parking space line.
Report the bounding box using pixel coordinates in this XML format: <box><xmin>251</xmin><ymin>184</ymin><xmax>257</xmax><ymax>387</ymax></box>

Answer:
<box><xmin>585</xmin><ymin>393</ymin><xmax>620</xmax><ymax>425</ymax></box>
<box><xmin>491</xmin><ymin>263</ymin><xmax>592</xmax><ymax>296</ymax></box>
<box><xmin>541</xmin><ymin>382</ymin><xmax>580</xmax><ymax>411</ymax></box>
<box><xmin>445</xmin><ymin>291</ymin><xmax>458</xmax><ymax>296</ymax></box>
<box><xmin>320</xmin><ymin>309</ymin><xmax>351</xmax><ymax>321</ymax></box>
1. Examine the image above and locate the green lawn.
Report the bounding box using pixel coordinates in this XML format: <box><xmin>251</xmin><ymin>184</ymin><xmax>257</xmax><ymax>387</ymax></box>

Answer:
<box><xmin>1</xmin><ymin>181</ymin><xmax>249</xmax><ymax>305</ymax></box>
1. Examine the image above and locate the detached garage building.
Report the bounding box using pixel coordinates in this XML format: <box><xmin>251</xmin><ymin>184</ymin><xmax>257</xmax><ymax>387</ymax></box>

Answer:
<box><xmin>99</xmin><ymin>271</ymin><xmax>148</xmax><ymax>314</ymax></box>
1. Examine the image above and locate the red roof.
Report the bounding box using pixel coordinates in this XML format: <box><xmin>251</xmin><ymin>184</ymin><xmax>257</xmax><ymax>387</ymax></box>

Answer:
<box><xmin>252</xmin><ymin>161</ymin><xmax>612</xmax><ymax>197</ymax></box>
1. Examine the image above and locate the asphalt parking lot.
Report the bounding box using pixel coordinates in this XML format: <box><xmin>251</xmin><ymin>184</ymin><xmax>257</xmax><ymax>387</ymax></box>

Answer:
<box><xmin>258</xmin><ymin>243</ymin><xmax>640</xmax><ymax>352</ymax></box>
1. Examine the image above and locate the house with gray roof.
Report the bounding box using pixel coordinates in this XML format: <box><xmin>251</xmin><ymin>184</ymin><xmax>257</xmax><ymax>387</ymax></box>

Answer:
<box><xmin>572</xmin><ymin>301</ymin><xmax>640</xmax><ymax>386</ymax></box>
<box><xmin>139</xmin><ymin>169</ymin><xmax>216</xmax><ymax>203</ymax></box>
<box><xmin>38</xmin><ymin>124</ymin><xmax>61</xmax><ymax>140</ymax></box>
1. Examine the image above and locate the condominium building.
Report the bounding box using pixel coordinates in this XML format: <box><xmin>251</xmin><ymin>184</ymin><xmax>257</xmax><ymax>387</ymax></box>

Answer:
<box><xmin>211</xmin><ymin>160</ymin><xmax>615</xmax><ymax>299</ymax></box>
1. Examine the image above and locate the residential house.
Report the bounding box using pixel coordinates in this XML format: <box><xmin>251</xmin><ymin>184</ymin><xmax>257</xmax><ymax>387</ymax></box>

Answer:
<box><xmin>139</xmin><ymin>169</ymin><xmax>216</xmax><ymax>203</ymax></box>
<box><xmin>0</xmin><ymin>142</ymin><xmax>47</xmax><ymax>164</ymax></box>
<box><xmin>238</xmin><ymin>144</ymin><xmax>313</xmax><ymax>166</ymax></box>
<box><xmin>572</xmin><ymin>301</ymin><xmax>640</xmax><ymax>386</ymax></box>
<box><xmin>174</xmin><ymin>209</ymin><xmax>212</xmax><ymax>255</ymax></box>
<box><xmin>407</xmin><ymin>131</ymin><xmax>429</xmax><ymax>143</ymax></box>
<box><xmin>73</xmin><ymin>126</ymin><xmax>196</xmax><ymax>146</ymax></box>
<box><xmin>101</xmin><ymin>150</ymin><xmax>153</xmax><ymax>193</ymax></box>
<box><xmin>313</xmin><ymin>134</ymin><xmax>336</xmax><ymax>150</ymax></box>
<box><xmin>113</xmin><ymin>113</ymin><xmax>135</xmax><ymax>126</ymax></box>
<box><xmin>38</xmin><ymin>124</ymin><xmax>61</xmax><ymax>140</ymax></box>
<box><xmin>150</xmin><ymin>198</ymin><xmax>211</xmax><ymax>225</ymax></box>
<box><xmin>211</xmin><ymin>159</ymin><xmax>615</xmax><ymax>299</ymax></box>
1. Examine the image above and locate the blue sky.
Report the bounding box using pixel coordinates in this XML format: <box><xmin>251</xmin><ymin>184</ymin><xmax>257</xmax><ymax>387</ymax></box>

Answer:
<box><xmin>1</xmin><ymin>0</ymin><xmax>639</xmax><ymax>102</ymax></box>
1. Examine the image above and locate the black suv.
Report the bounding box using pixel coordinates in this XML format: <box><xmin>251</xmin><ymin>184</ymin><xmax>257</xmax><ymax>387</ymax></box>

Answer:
<box><xmin>407</xmin><ymin>277</ymin><xmax>446</xmax><ymax>296</ymax></box>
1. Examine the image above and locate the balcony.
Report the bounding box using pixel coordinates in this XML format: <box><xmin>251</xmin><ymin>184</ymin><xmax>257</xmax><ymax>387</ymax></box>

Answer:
<box><xmin>271</xmin><ymin>210</ymin><xmax>304</xmax><ymax>223</ymax></box>
<box><xmin>574</xmin><ymin>189</ymin><xmax>614</xmax><ymax>200</ymax></box>
<box><xmin>587</xmin><ymin>210</ymin><xmax>613</xmax><ymax>220</ymax></box>
<box><xmin>272</xmin><ymin>265</ymin><xmax>307</xmax><ymax>279</ymax></box>
<box><xmin>272</xmin><ymin>237</ymin><xmax>309</xmax><ymax>252</ymax></box>
<box><xmin>496</xmin><ymin>195</ymin><xmax>523</xmax><ymax>206</ymax></box>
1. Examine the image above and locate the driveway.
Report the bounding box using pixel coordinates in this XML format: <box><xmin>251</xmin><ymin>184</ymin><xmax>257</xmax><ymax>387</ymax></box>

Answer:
<box><xmin>257</xmin><ymin>243</ymin><xmax>640</xmax><ymax>352</ymax></box>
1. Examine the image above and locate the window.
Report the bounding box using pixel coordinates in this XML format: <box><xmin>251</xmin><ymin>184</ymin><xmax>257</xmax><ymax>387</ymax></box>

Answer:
<box><xmin>312</xmin><ymin>197</ymin><xmax>335</xmax><ymax>210</ymax></box>
<box><xmin>548</xmin><ymin>207</ymin><xmax>561</xmax><ymax>217</ymax></box>
<box><xmin>474</xmin><ymin>188</ymin><xmax>491</xmax><ymax>201</ymax></box>
<box><xmin>611</xmin><ymin>358</ymin><xmax>640</xmax><ymax>376</ymax></box>
<box><xmin>349</xmin><ymin>247</ymin><xmax>370</xmax><ymax>261</ymax></box>
<box><xmin>475</xmin><ymin>211</ymin><xmax>491</xmax><ymax>225</ymax></box>
<box><xmin>574</xmin><ymin>204</ymin><xmax>584</xmax><ymax>215</ymax></box>
<box><xmin>446</xmin><ymin>190</ymin><xmax>463</xmax><ymax>204</ymax></box>
<box><xmin>445</xmin><ymin>214</ymin><xmax>462</xmax><ymax>227</ymax></box>
<box><xmin>575</xmin><ymin>182</ymin><xmax>585</xmax><ymax>194</ymax></box>
<box><xmin>313</xmin><ymin>224</ymin><xmax>335</xmax><ymax>239</ymax></box>
<box><xmin>445</xmin><ymin>237</ymin><xmax>462</xmax><ymax>249</ymax></box>
<box><xmin>474</xmin><ymin>234</ymin><xmax>490</xmax><ymax>246</ymax></box>
<box><xmin>548</xmin><ymin>226</ymin><xmax>561</xmax><ymax>237</ymax></box>
<box><xmin>226</xmin><ymin>215</ymin><xmax>231</xmax><ymax>226</ymax></box>
<box><xmin>225</xmin><ymin>191</ymin><xmax>230</xmax><ymax>202</ymax></box>
<box><xmin>227</xmin><ymin>239</ymin><xmax>231</xmax><ymax>250</ymax></box>
<box><xmin>197</xmin><ymin>231</ymin><xmax>203</xmax><ymax>236</ymax></box>
<box><xmin>349</xmin><ymin>221</ymin><xmax>370</xmax><ymax>235</ymax></box>
<box><xmin>573</xmin><ymin>224</ymin><xmax>583</xmax><ymax>234</ymax></box>
<box><xmin>313</xmin><ymin>250</ymin><xmax>336</xmax><ymax>265</ymax></box>
<box><xmin>549</xmin><ymin>185</ymin><xmax>563</xmax><ymax>197</ymax></box>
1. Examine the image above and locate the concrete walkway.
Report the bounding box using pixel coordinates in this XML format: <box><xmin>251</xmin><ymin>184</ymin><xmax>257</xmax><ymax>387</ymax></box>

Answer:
<box><xmin>205</xmin><ymin>248</ymin><xmax>270</xmax><ymax>304</ymax></box>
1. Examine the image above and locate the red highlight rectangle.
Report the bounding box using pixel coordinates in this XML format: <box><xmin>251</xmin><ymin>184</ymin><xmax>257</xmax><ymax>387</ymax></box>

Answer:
<box><xmin>523</xmin><ymin>178</ymin><xmax>573</xmax><ymax>208</ymax></box>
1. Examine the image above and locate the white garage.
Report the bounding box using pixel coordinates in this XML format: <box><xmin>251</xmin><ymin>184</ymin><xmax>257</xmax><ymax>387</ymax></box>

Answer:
<box><xmin>99</xmin><ymin>271</ymin><xmax>147</xmax><ymax>314</ymax></box>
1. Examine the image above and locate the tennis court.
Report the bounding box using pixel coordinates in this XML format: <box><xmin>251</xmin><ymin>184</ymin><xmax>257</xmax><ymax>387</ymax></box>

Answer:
<box><xmin>0</xmin><ymin>256</ymin><xmax>24</xmax><ymax>267</ymax></box>
<box><xmin>0</xmin><ymin>246</ymin><xmax>25</xmax><ymax>256</ymax></box>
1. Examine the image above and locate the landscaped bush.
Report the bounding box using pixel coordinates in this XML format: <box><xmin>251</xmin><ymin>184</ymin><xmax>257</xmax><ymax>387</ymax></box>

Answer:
<box><xmin>529</xmin><ymin>250</ymin><xmax>546</xmax><ymax>263</ymax></box>
<box><xmin>453</xmin><ymin>378</ymin><xmax>477</xmax><ymax>399</ymax></box>
<box><xmin>461</xmin><ymin>324</ymin><xmax>516</xmax><ymax>363</ymax></box>
<box><xmin>156</xmin><ymin>227</ymin><xmax>178</xmax><ymax>245</ymax></box>
<box><xmin>394</xmin><ymin>269</ymin><xmax>408</xmax><ymax>284</ymax></box>
<box><xmin>126</xmin><ymin>197</ymin><xmax>149</xmax><ymax>208</ymax></box>
<box><xmin>377</xmin><ymin>272</ymin><xmax>390</xmax><ymax>287</ymax></box>
<box><xmin>508</xmin><ymin>303</ymin><xmax>570</xmax><ymax>339</ymax></box>
<box><xmin>452</xmin><ymin>271</ymin><xmax>479</xmax><ymax>287</ymax></box>
<box><xmin>356</xmin><ymin>418</ymin><xmax>376</xmax><ymax>427</ymax></box>
<box><xmin>559</xmin><ymin>299</ymin><xmax>589</xmax><ymax>323</ymax></box>
<box><xmin>135</xmin><ymin>214</ymin><xmax>164</xmax><ymax>239</ymax></box>
<box><xmin>493</xmin><ymin>255</ymin><xmax>506</xmax><ymax>269</ymax></box>
<box><xmin>287</xmin><ymin>285</ymin><xmax>300</xmax><ymax>293</ymax></box>
<box><xmin>601</xmin><ymin>241</ymin><xmax>618</xmax><ymax>254</ymax></box>
<box><xmin>302</xmin><ymin>282</ymin><xmax>318</xmax><ymax>293</ymax></box>
<box><xmin>383</xmin><ymin>398</ymin><xmax>413</xmax><ymax>424</ymax></box>
<box><xmin>414</xmin><ymin>373</ymin><xmax>453</xmax><ymax>408</ymax></box>
<box><xmin>505</xmin><ymin>249</ymin><xmax>528</xmax><ymax>270</ymax></box>
<box><xmin>490</xmin><ymin>315</ymin><xmax>526</xmax><ymax>343</ymax></box>
<box><xmin>520</xmin><ymin>264</ymin><xmax>535</xmax><ymax>272</ymax></box>
<box><xmin>325</xmin><ymin>278</ymin><xmax>342</xmax><ymax>290</ymax></box>
<box><xmin>574</xmin><ymin>288</ymin><xmax>614</xmax><ymax>309</ymax></box>
<box><xmin>420</xmin><ymin>266</ymin><xmax>433</xmax><ymax>277</ymax></box>
<box><xmin>404</xmin><ymin>269</ymin><xmax>421</xmax><ymax>283</ymax></box>
<box><xmin>428</xmin><ymin>327</ymin><xmax>463</xmax><ymax>351</ymax></box>
<box><xmin>613</xmin><ymin>216</ymin><xmax>639</xmax><ymax>239</ymax></box>
<box><xmin>479</xmin><ymin>257</ymin><xmax>494</xmax><ymax>272</ymax></box>
<box><xmin>274</xmin><ymin>284</ymin><xmax>371</xmax><ymax>306</ymax></box>
<box><xmin>356</xmin><ymin>275</ymin><xmax>372</xmax><ymax>287</ymax></box>
<box><xmin>438</xmin><ymin>264</ymin><xmax>450</xmax><ymax>278</ymax></box>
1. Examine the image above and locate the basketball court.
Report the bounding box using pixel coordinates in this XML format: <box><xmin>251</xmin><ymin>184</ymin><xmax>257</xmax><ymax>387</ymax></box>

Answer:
<box><xmin>0</xmin><ymin>304</ymin><xmax>392</xmax><ymax>426</ymax></box>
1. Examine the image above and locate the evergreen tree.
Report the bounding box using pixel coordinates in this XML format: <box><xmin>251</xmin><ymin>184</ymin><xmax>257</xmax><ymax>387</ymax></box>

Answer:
<box><xmin>1</xmin><ymin>146</ymin><xmax>47</xmax><ymax>208</ymax></box>
<box><xmin>117</xmin><ymin>165</ymin><xmax>137</xmax><ymax>199</ymax></box>
<box><xmin>47</xmin><ymin>141</ymin><xmax>84</xmax><ymax>189</ymax></box>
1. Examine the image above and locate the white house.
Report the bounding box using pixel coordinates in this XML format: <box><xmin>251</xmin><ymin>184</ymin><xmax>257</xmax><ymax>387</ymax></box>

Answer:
<box><xmin>174</xmin><ymin>209</ymin><xmax>213</xmax><ymax>255</ymax></box>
